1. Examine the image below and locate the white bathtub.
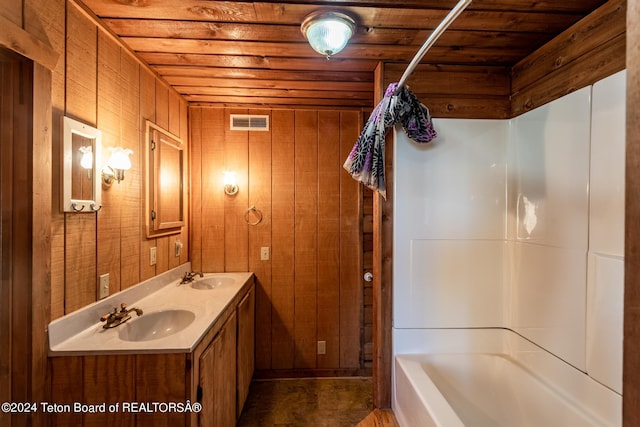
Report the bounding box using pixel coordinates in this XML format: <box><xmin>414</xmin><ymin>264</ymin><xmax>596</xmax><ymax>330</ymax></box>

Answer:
<box><xmin>393</xmin><ymin>329</ymin><xmax>621</xmax><ymax>427</ymax></box>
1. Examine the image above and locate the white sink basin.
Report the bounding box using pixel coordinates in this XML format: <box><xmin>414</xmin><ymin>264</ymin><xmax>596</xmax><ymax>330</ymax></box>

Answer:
<box><xmin>192</xmin><ymin>276</ymin><xmax>235</xmax><ymax>290</ymax></box>
<box><xmin>118</xmin><ymin>309</ymin><xmax>195</xmax><ymax>342</ymax></box>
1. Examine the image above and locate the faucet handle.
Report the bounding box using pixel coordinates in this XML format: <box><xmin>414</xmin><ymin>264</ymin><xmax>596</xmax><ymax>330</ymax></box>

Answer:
<box><xmin>99</xmin><ymin>303</ymin><xmax>128</xmax><ymax>322</ymax></box>
<box><xmin>99</xmin><ymin>307</ymin><xmax>117</xmax><ymax>322</ymax></box>
<box><xmin>180</xmin><ymin>271</ymin><xmax>203</xmax><ymax>284</ymax></box>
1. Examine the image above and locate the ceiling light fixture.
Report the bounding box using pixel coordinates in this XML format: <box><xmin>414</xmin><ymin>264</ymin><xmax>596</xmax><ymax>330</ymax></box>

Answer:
<box><xmin>301</xmin><ymin>11</ymin><xmax>356</xmax><ymax>59</ymax></box>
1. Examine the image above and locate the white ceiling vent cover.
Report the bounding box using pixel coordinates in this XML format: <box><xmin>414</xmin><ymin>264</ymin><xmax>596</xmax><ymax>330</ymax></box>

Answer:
<box><xmin>230</xmin><ymin>114</ymin><xmax>269</xmax><ymax>131</ymax></box>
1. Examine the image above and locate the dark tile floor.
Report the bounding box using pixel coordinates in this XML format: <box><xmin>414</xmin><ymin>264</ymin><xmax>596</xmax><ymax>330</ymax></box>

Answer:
<box><xmin>237</xmin><ymin>377</ymin><xmax>373</xmax><ymax>427</ymax></box>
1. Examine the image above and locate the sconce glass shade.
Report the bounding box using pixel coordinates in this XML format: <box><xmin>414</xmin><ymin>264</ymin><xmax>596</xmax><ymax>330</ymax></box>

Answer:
<box><xmin>103</xmin><ymin>147</ymin><xmax>133</xmax><ymax>184</ymax></box>
<box><xmin>223</xmin><ymin>171</ymin><xmax>239</xmax><ymax>196</ymax></box>
<box><xmin>301</xmin><ymin>11</ymin><xmax>356</xmax><ymax>58</ymax></box>
<box><xmin>107</xmin><ymin>147</ymin><xmax>133</xmax><ymax>171</ymax></box>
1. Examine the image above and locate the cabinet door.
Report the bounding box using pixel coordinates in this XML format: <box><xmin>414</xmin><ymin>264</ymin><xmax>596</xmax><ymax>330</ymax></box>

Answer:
<box><xmin>199</xmin><ymin>311</ymin><xmax>237</xmax><ymax>427</ymax></box>
<box><xmin>237</xmin><ymin>285</ymin><xmax>255</xmax><ymax>417</ymax></box>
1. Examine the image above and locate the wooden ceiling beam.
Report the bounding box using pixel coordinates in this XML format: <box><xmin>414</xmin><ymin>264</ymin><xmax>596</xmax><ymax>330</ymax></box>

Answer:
<box><xmin>162</xmin><ymin>76</ymin><xmax>372</xmax><ymax>91</ymax></box>
<box><xmin>173</xmin><ymin>0</ymin><xmax>606</xmax><ymax>14</ymax></box>
<box><xmin>82</xmin><ymin>0</ymin><xmax>584</xmax><ymax>33</ymax></box>
<box><xmin>138</xmin><ymin>53</ymin><xmax>378</xmax><ymax>72</ymax></box>
<box><xmin>125</xmin><ymin>37</ymin><xmax>529</xmax><ymax>64</ymax></box>
<box><xmin>173</xmin><ymin>86</ymin><xmax>372</xmax><ymax>100</ymax></box>
<box><xmin>104</xmin><ymin>18</ymin><xmax>554</xmax><ymax>52</ymax></box>
<box><xmin>384</xmin><ymin>63</ymin><xmax>510</xmax><ymax>96</ymax></box>
<box><xmin>151</xmin><ymin>66</ymin><xmax>373</xmax><ymax>82</ymax></box>
<box><xmin>184</xmin><ymin>94</ymin><xmax>371</xmax><ymax>107</ymax></box>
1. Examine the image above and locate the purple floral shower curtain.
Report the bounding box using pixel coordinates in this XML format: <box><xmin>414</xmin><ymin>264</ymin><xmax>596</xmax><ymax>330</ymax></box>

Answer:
<box><xmin>343</xmin><ymin>82</ymin><xmax>437</xmax><ymax>199</ymax></box>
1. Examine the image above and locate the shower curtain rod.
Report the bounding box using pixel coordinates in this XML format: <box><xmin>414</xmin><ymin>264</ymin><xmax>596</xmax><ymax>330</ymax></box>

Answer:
<box><xmin>395</xmin><ymin>0</ymin><xmax>472</xmax><ymax>93</ymax></box>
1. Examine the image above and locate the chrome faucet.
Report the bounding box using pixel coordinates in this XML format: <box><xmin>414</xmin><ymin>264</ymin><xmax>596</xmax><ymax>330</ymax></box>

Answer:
<box><xmin>100</xmin><ymin>303</ymin><xmax>143</xmax><ymax>329</ymax></box>
<box><xmin>180</xmin><ymin>271</ymin><xmax>203</xmax><ymax>284</ymax></box>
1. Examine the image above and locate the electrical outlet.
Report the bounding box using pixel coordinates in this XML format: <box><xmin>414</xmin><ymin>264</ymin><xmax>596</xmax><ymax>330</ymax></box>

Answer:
<box><xmin>99</xmin><ymin>274</ymin><xmax>109</xmax><ymax>299</ymax></box>
<box><xmin>150</xmin><ymin>247</ymin><xmax>157</xmax><ymax>266</ymax></box>
<box><xmin>174</xmin><ymin>240</ymin><xmax>182</xmax><ymax>258</ymax></box>
<box><xmin>260</xmin><ymin>246</ymin><xmax>270</xmax><ymax>261</ymax></box>
<box><xmin>317</xmin><ymin>340</ymin><xmax>326</xmax><ymax>355</ymax></box>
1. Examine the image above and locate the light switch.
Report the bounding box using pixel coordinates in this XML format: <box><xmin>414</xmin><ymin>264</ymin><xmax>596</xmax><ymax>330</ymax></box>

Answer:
<box><xmin>260</xmin><ymin>247</ymin><xmax>270</xmax><ymax>261</ymax></box>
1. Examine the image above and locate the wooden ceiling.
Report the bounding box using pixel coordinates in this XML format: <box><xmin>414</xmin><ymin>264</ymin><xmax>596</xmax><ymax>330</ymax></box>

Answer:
<box><xmin>77</xmin><ymin>0</ymin><xmax>608</xmax><ymax>109</ymax></box>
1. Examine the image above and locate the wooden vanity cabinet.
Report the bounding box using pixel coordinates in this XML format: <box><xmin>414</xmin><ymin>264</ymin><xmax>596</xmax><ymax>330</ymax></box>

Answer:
<box><xmin>49</xmin><ymin>279</ymin><xmax>255</xmax><ymax>427</ymax></box>
<box><xmin>187</xmin><ymin>282</ymin><xmax>255</xmax><ymax>427</ymax></box>
<box><xmin>193</xmin><ymin>283</ymin><xmax>255</xmax><ymax>426</ymax></box>
<box><xmin>198</xmin><ymin>310</ymin><xmax>237</xmax><ymax>427</ymax></box>
<box><xmin>236</xmin><ymin>284</ymin><xmax>255</xmax><ymax>417</ymax></box>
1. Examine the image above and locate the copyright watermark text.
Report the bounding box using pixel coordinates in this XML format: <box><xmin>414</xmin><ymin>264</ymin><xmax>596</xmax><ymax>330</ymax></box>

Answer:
<box><xmin>2</xmin><ymin>401</ymin><xmax>201</xmax><ymax>414</ymax></box>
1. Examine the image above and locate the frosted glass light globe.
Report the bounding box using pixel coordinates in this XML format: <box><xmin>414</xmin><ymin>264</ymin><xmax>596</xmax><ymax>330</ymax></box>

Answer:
<box><xmin>301</xmin><ymin>12</ymin><xmax>356</xmax><ymax>58</ymax></box>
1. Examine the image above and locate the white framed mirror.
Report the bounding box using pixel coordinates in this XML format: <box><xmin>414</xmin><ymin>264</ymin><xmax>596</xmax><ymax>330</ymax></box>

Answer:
<box><xmin>62</xmin><ymin>116</ymin><xmax>102</xmax><ymax>213</ymax></box>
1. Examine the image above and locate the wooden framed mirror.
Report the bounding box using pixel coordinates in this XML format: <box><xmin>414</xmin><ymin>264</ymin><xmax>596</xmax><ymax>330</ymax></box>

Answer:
<box><xmin>62</xmin><ymin>116</ymin><xmax>102</xmax><ymax>213</ymax></box>
<box><xmin>145</xmin><ymin>121</ymin><xmax>185</xmax><ymax>238</ymax></box>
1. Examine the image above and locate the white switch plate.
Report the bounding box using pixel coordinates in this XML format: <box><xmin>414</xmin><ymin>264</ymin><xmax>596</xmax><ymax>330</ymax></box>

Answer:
<box><xmin>150</xmin><ymin>247</ymin><xmax>157</xmax><ymax>265</ymax></box>
<box><xmin>317</xmin><ymin>340</ymin><xmax>326</xmax><ymax>355</ymax></box>
<box><xmin>99</xmin><ymin>273</ymin><xmax>109</xmax><ymax>299</ymax></box>
<box><xmin>260</xmin><ymin>247</ymin><xmax>270</xmax><ymax>261</ymax></box>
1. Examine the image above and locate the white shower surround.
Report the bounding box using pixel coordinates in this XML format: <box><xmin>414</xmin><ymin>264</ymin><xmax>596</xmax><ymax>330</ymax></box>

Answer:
<box><xmin>392</xmin><ymin>70</ymin><xmax>626</xmax><ymax>425</ymax></box>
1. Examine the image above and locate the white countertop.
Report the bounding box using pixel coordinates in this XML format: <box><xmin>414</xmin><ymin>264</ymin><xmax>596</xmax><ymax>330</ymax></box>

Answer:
<box><xmin>48</xmin><ymin>264</ymin><xmax>253</xmax><ymax>356</ymax></box>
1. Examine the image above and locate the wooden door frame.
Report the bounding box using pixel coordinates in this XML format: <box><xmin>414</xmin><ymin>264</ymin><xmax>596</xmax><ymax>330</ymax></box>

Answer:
<box><xmin>31</xmin><ymin>61</ymin><xmax>53</xmax><ymax>427</ymax></box>
<box><xmin>371</xmin><ymin>62</ymin><xmax>393</xmax><ymax>408</ymax></box>
<box><xmin>624</xmin><ymin>0</ymin><xmax>640</xmax><ymax>425</ymax></box>
<box><xmin>0</xmin><ymin>27</ymin><xmax>54</xmax><ymax>427</ymax></box>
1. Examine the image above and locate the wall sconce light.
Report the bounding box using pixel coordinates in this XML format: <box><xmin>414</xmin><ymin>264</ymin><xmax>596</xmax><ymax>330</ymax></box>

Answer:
<box><xmin>301</xmin><ymin>11</ymin><xmax>356</xmax><ymax>59</ymax></box>
<box><xmin>102</xmin><ymin>147</ymin><xmax>133</xmax><ymax>185</ymax></box>
<box><xmin>223</xmin><ymin>171</ymin><xmax>239</xmax><ymax>196</ymax></box>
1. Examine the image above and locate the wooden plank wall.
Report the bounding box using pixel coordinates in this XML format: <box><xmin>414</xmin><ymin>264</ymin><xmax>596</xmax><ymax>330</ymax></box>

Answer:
<box><xmin>1</xmin><ymin>0</ymin><xmax>188</xmax><ymax>423</ymax></box>
<box><xmin>190</xmin><ymin>106</ymin><xmax>365</xmax><ymax>374</ymax></box>
<box><xmin>384</xmin><ymin>64</ymin><xmax>511</xmax><ymax>120</ymax></box>
<box><xmin>362</xmin><ymin>188</ymin><xmax>374</xmax><ymax>368</ymax></box>
<box><xmin>50</xmin><ymin>1</ymin><xmax>189</xmax><ymax>318</ymax></box>
<box><xmin>511</xmin><ymin>0</ymin><xmax>626</xmax><ymax>116</ymax></box>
